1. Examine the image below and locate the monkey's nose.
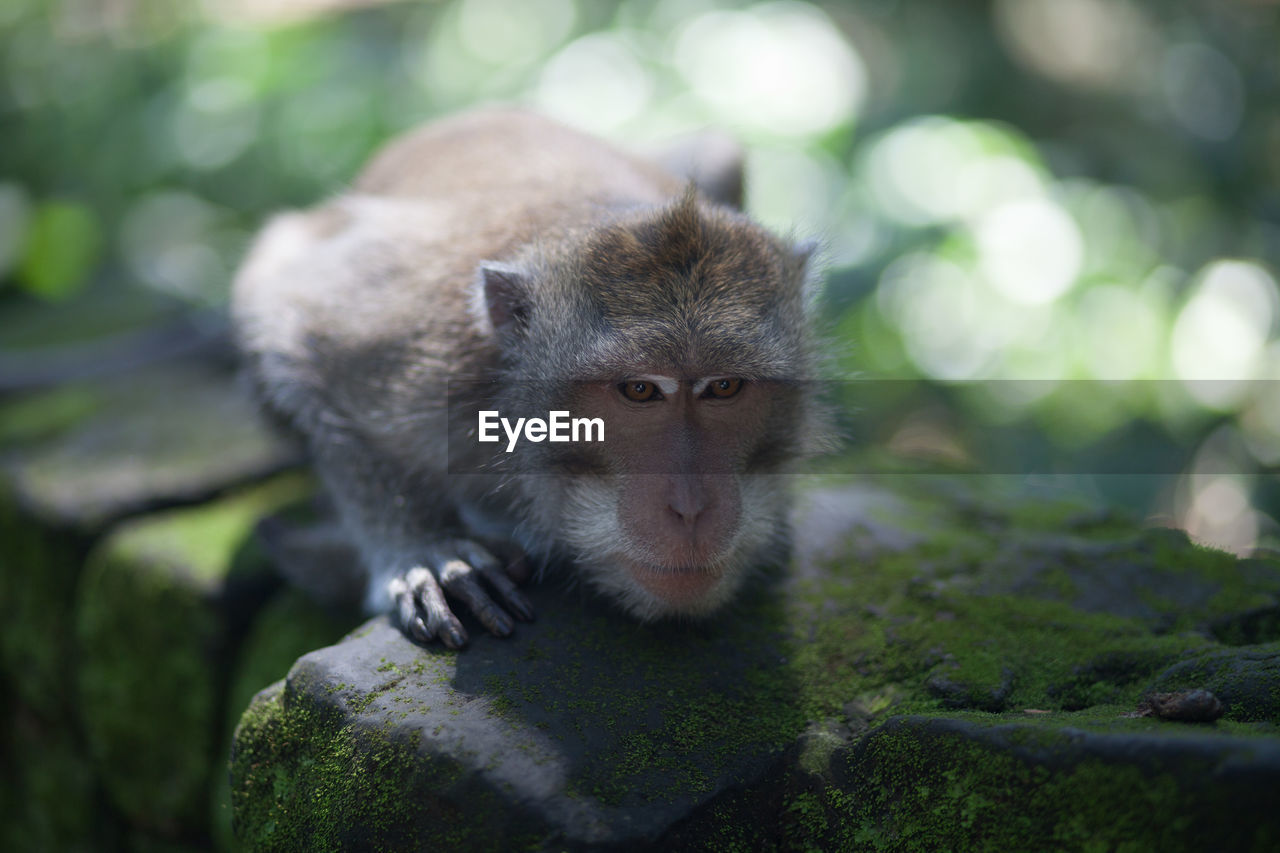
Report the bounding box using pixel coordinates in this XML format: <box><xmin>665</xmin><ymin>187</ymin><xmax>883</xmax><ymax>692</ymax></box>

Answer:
<box><xmin>666</xmin><ymin>478</ymin><xmax>708</xmax><ymax>529</ymax></box>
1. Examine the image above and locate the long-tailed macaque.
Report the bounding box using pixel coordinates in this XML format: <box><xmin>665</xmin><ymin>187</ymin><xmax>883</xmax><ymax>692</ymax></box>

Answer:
<box><xmin>233</xmin><ymin>109</ymin><xmax>824</xmax><ymax>648</ymax></box>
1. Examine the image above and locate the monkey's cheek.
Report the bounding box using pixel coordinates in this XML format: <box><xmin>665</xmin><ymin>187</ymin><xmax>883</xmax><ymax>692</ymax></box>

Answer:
<box><xmin>627</xmin><ymin>564</ymin><xmax>723</xmax><ymax>612</ymax></box>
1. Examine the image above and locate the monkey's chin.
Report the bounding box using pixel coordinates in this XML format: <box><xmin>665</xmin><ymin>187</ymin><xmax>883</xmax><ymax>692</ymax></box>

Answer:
<box><xmin>624</xmin><ymin>561</ymin><xmax>726</xmax><ymax>614</ymax></box>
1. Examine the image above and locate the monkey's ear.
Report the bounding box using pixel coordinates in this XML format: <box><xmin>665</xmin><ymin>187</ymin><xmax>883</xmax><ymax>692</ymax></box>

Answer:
<box><xmin>791</xmin><ymin>238</ymin><xmax>819</xmax><ymax>268</ymax></box>
<box><xmin>786</xmin><ymin>238</ymin><xmax>821</xmax><ymax>285</ymax></box>
<box><xmin>478</xmin><ymin>261</ymin><xmax>532</xmax><ymax>335</ymax></box>
<box><xmin>787</xmin><ymin>238</ymin><xmax>824</xmax><ymax>306</ymax></box>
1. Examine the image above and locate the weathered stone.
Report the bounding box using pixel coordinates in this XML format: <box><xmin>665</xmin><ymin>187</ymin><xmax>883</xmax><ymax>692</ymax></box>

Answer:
<box><xmin>0</xmin><ymin>289</ymin><xmax>229</xmax><ymax>393</ymax></box>
<box><xmin>210</xmin><ymin>589</ymin><xmax>361</xmax><ymax>851</ymax></box>
<box><xmin>1134</xmin><ymin>688</ymin><xmax>1226</xmax><ymax>722</ymax></box>
<box><xmin>0</xmin><ymin>488</ymin><xmax>87</xmax><ymax>716</ymax></box>
<box><xmin>3</xmin><ymin>360</ymin><xmax>301</xmax><ymax>532</ymax></box>
<box><xmin>827</xmin><ymin>714</ymin><xmax>1280</xmax><ymax>850</ymax></box>
<box><xmin>0</xmin><ymin>358</ymin><xmax>300</xmax><ymax>720</ymax></box>
<box><xmin>231</xmin><ymin>603</ymin><xmax>805</xmax><ymax>850</ymax></box>
<box><xmin>925</xmin><ymin>666</ymin><xmax>1013</xmax><ymax>712</ymax></box>
<box><xmin>75</xmin><ymin>474</ymin><xmax>311</xmax><ymax>834</ymax></box>
<box><xmin>1145</xmin><ymin>644</ymin><xmax>1280</xmax><ymax>722</ymax></box>
<box><xmin>229</xmin><ymin>476</ymin><xmax>1280</xmax><ymax>849</ymax></box>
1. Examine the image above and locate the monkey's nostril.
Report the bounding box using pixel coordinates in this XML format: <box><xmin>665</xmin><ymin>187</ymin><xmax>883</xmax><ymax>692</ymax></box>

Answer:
<box><xmin>666</xmin><ymin>476</ymin><xmax>709</xmax><ymax>529</ymax></box>
<box><xmin>668</xmin><ymin>503</ymin><xmax>701</xmax><ymax>527</ymax></box>
<box><xmin>666</xmin><ymin>491</ymin><xmax>708</xmax><ymax>529</ymax></box>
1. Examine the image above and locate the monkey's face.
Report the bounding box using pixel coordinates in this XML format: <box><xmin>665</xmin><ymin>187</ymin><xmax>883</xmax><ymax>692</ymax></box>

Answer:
<box><xmin>485</xmin><ymin>193</ymin><xmax>818</xmax><ymax>621</ymax></box>
<box><xmin>543</xmin><ymin>375</ymin><xmax>796</xmax><ymax>620</ymax></box>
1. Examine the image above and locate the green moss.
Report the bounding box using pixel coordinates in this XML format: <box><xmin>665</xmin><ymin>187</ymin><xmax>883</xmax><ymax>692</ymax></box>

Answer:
<box><xmin>1142</xmin><ymin>643</ymin><xmax>1280</xmax><ymax>723</ymax></box>
<box><xmin>0</xmin><ymin>701</ymin><xmax>115</xmax><ymax>851</ymax></box>
<box><xmin>108</xmin><ymin>473</ymin><xmax>312</xmax><ymax>587</ymax></box>
<box><xmin>76</xmin><ymin>528</ymin><xmax>224</xmax><ymax>829</ymax></box>
<box><xmin>797</xmin><ymin>723</ymin><xmax>849</xmax><ymax>778</ymax></box>
<box><xmin>230</xmin><ymin>474</ymin><xmax>1280</xmax><ymax>846</ymax></box>
<box><xmin>210</xmin><ymin>589</ymin><xmax>361</xmax><ymax>851</ymax></box>
<box><xmin>828</xmin><ymin>716</ymin><xmax>1279</xmax><ymax>851</ymax></box>
<box><xmin>230</xmin><ymin>683</ymin><xmax>538</xmax><ymax>851</ymax></box>
<box><xmin>0</xmin><ymin>488</ymin><xmax>85</xmax><ymax>716</ymax></box>
<box><xmin>0</xmin><ymin>385</ymin><xmax>103</xmax><ymax>446</ymax></box>
<box><xmin>75</xmin><ymin>474</ymin><xmax>312</xmax><ymax>832</ymax></box>
<box><xmin>1148</xmin><ymin>542</ymin><xmax>1280</xmax><ymax>632</ymax></box>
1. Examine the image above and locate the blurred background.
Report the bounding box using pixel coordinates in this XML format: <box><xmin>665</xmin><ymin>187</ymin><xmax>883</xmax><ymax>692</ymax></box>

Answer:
<box><xmin>2</xmin><ymin>0</ymin><xmax>1278</xmax><ymax>553</ymax></box>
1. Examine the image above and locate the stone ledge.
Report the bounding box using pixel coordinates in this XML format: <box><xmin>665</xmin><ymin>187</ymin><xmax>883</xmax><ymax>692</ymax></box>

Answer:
<box><xmin>229</xmin><ymin>478</ymin><xmax>1280</xmax><ymax>850</ymax></box>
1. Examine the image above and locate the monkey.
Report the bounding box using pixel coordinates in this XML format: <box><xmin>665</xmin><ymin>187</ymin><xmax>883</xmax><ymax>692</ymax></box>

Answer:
<box><xmin>232</xmin><ymin>108</ymin><xmax>826</xmax><ymax>649</ymax></box>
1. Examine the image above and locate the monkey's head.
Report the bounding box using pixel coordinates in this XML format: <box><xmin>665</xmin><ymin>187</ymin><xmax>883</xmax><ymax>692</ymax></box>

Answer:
<box><xmin>474</xmin><ymin>191</ymin><xmax>824</xmax><ymax>621</ymax></box>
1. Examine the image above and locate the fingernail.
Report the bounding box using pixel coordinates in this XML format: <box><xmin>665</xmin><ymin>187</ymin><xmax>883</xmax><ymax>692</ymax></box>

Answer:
<box><xmin>510</xmin><ymin>593</ymin><xmax>535</xmax><ymax>622</ymax></box>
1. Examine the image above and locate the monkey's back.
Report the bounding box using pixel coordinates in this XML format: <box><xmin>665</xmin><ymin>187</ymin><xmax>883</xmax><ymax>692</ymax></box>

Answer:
<box><xmin>355</xmin><ymin>108</ymin><xmax>680</xmax><ymax>209</ymax></box>
<box><xmin>232</xmin><ymin>109</ymin><xmax>683</xmax><ymax>466</ymax></box>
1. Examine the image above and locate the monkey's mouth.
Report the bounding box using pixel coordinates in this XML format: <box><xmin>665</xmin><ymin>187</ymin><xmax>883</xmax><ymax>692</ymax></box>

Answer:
<box><xmin>624</xmin><ymin>560</ymin><xmax>723</xmax><ymax>609</ymax></box>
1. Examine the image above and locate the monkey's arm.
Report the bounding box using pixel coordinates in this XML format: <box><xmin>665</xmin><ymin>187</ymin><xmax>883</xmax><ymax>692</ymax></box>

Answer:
<box><xmin>314</xmin><ymin>432</ymin><xmax>534</xmax><ymax>649</ymax></box>
<box><xmin>234</xmin><ymin>202</ymin><xmax>534</xmax><ymax>648</ymax></box>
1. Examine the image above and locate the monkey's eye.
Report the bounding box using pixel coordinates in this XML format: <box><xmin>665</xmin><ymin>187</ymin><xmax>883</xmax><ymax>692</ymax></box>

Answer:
<box><xmin>704</xmin><ymin>378</ymin><xmax>744</xmax><ymax>399</ymax></box>
<box><xmin>619</xmin><ymin>380</ymin><xmax>662</xmax><ymax>402</ymax></box>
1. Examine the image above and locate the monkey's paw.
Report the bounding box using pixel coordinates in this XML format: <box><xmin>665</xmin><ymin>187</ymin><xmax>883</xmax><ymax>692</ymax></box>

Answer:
<box><xmin>387</xmin><ymin>539</ymin><xmax>534</xmax><ymax>649</ymax></box>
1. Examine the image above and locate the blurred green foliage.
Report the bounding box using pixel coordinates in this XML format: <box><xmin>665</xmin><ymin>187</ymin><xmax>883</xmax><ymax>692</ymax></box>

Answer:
<box><xmin>1</xmin><ymin>0</ymin><xmax>1278</xmax><ymax>547</ymax></box>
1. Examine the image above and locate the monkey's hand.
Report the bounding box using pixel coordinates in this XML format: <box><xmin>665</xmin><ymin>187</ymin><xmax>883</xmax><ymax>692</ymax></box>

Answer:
<box><xmin>386</xmin><ymin>539</ymin><xmax>534</xmax><ymax>649</ymax></box>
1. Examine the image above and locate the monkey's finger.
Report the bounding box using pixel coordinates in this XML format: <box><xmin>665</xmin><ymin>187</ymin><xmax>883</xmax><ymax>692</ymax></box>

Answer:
<box><xmin>437</xmin><ymin>558</ymin><xmax>515</xmax><ymax>637</ymax></box>
<box><xmin>390</xmin><ymin>571</ymin><xmax>435</xmax><ymax>645</ymax></box>
<box><xmin>474</xmin><ymin>538</ymin><xmax>532</xmax><ymax>583</ymax></box>
<box><xmin>456</xmin><ymin>541</ymin><xmax>535</xmax><ymax>622</ymax></box>
<box><xmin>406</xmin><ymin>566</ymin><xmax>468</xmax><ymax>649</ymax></box>
<box><xmin>504</xmin><ymin>550</ymin><xmax>533</xmax><ymax>585</ymax></box>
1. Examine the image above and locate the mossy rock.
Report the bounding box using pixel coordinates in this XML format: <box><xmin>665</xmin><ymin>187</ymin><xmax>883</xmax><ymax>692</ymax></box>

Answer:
<box><xmin>0</xmin><ymin>489</ymin><xmax>87</xmax><ymax>716</ymax></box>
<box><xmin>3</xmin><ymin>360</ymin><xmax>300</xmax><ymax>532</ymax></box>
<box><xmin>0</xmin><ymin>699</ymin><xmax>116</xmax><ymax>853</ymax></box>
<box><xmin>0</xmin><ymin>358</ymin><xmax>300</xmax><ymax>717</ymax></box>
<box><xmin>786</xmin><ymin>713</ymin><xmax>1280</xmax><ymax>851</ymax></box>
<box><xmin>75</xmin><ymin>474</ymin><xmax>311</xmax><ymax>835</ymax></box>
<box><xmin>209</xmin><ymin>589</ymin><xmax>361</xmax><ymax>852</ymax></box>
<box><xmin>1145</xmin><ymin>644</ymin><xmax>1280</xmax><ymax>722</ymax></box>
<box><xmin>229</xmin><ymin>477</ymin><xmax>1280</xmax><ymax>849</ymax></box>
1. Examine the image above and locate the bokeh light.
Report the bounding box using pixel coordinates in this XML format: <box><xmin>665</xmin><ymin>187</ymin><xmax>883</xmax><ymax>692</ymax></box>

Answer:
<box><xmin>459</xmin><ymin>0</ymin><xmax>577</xmax><ymax>67</ymax></box>
<box><xmin>534</xmin><ymin>32</ymin><xmax>654</xmax><ymax>134</ymax></box>
<box><xmin>119</xmin><ymin>192</ymin><xmax>235</xmax><ymax>304</ymax></box>
<box><xmin>2</xmin><ymin>0</ymin><xmax>1279</xmax><ymax>557</ymax></box>
<box><xmin>994</xmin><ymin>0</ymin><xmax>1156</xmax><ymax>93</ymax></box>
<box><xmin>1162</xmin><ymin>43</ymin><xmax>1244</xmax><ymax>142</ymax></box>
<box><xmin>0</xmin><ymin>183</ymin><xmax>29</xmax><ymax>279</ymax></box>
<box><xmin>1171</xmin><ymin>260</ymin><xmax>1277</xmax><ymax>409</ymax></box>
<box><xmin>974</xmin><ymin>199</ymin><xmax>1084</xmax><ymax>306</ymax></box>
<box><xmin>673</xmin><ymin>2</ymin><xmax>865</xmax><ymax>138</ymax></box>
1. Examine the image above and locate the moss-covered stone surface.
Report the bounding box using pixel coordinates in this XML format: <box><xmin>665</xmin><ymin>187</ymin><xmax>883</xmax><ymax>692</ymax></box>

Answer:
<box><xmin>75</xmin><ymin>474</ymin><xmax>312</xmax><ymax>834</ymax></box>
<box><xmin>3</xmin><ymin>360</ymin><xmax>301</xmax><ymax>531</ymax></box>
<box><xmin>209</xmin><ymin>589</ymin><xmax>361</xmax><ymax>851</ymax></box>
<box><xmin>0</xmin><ymin>359</ymin><xmax>300</xmax><ymax>716</ymax></box>
<box><xmin>0</xmin><ymin>700</ymin><xmax>115</xmax><ymax>852</ymax></box>
<box><xmin>0</xmin><ymin>487</ymin><xmax>86</xmax><ymax>717</ymax></box>
<box><xmin>229</xmin><ymin>477</ymin><xmax>1280</xmax><ymax>850</ymax></box>
<box><xmin>0</xmin><ymin>353</ymin><xmax>311</xmax><ymax>850</ymax></box>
